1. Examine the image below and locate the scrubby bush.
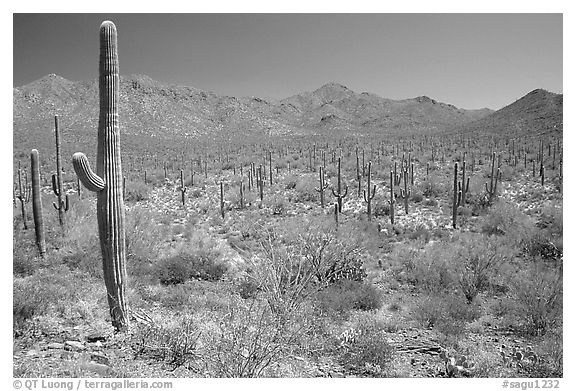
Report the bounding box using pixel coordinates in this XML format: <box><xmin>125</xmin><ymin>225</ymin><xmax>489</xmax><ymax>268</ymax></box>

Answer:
<box><xmin>13</xmin><ymin>266</ymin><xmax>83</xmax><ymax>335</ymax></box>
<box><xmin>411</xmin><ymin>293</ymin><xmax>481</xmax><ymax>335</ymax></box>
<box><xmin>200</xmin><ymin>297</ymin><xmax>310</xmax><ymax>377</ymax></box>
<box><xmin>373</xmin><ymin>199</ymin><xmax>390</xmax><ymax>217</ymax></box>
<box><xmin>336</xmin><ymin>315</ymin><xmax>395</xmax><ymax>376</ymax></box>
<box><xmin>126</xmin><ymin>206</ymin><xmax>167</xmax><ymax>277</ymax></box>
<box><xmin>454</xmin><ymin>234</ymin><xmax>508</xmax><ymax>303</ymax></box>
<box><xmin>512</xmin><ymin>261</ymin><xmax>562</xmax><ymax>336</ymax></box>
<box><xmin>124</xmin><ymin>180</ymin><xmax>150</xmax><ymax>202</ymax></box>
<box><xmin>481</xmin><ymin>201</ymin><xmax>534</xmax><ymax>244</ymax></box>
<box><xmin>153</xmin><ymin>235</ymin><xmax>226</xmax><ymax>285</ymax></box>
<box><xmin>421</xmin><ymin>174</ymin><xmax>445</xmax><ymax>198</ymax></box>
<box><xmin>293</xmin><ymin>175</ymin><xmax>319</xmax><ymax>203</ymax></box>
<box><xmin>315</xmin><ymin>279</ymin><xmax>382</xmax><ymax>317</ymax></box>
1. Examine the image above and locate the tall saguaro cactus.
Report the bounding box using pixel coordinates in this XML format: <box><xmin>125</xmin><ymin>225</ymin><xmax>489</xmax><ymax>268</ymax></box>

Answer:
<box><xmin>315</xmin><ymin>166</ymin><xmax>329</xmax><ymax>208</ymax></box>
<box><xmin>362</xmin><ymin>161</ymin><xmax>376</xmax><ymax>221</ymax></box>
<box><xmin>72</xmin><ymin>21</ymin><xmax>129</xmax><ymax>331</ymax></box>
<box><xmin>331</xmin><ymin>157</ymin><xmax>348</xmax><ymax>213</ymax></box>
<box><xmin>31</xmin><ymin>150</ymin><xmax>46</xmax><ymax>257</ymax></box>
<box><xmin>52</xmin><ymin>115</ymin><xmax>69</xmax><ymax>227</ymax></box>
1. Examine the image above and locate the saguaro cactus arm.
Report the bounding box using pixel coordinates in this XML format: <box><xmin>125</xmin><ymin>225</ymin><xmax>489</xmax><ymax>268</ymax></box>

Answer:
<box><xmin>73</xmin><ymin>152</ymin><xmax>105</xmax><ymax>191</ymax></box>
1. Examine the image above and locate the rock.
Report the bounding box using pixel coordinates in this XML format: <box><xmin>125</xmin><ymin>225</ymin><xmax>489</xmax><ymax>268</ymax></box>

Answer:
<box><xmin>90</xmin><ymin>352</ymin><xmax>110</xmax><ymax>366</ymax></box>
<box><xmin>47</xmin><ymin>342</ymin><xmax>64</xmax><ymax>350</ymax></box>
<box><xmin>64</xmin><ymin>341</ymin><xmax>85</xmax><ymax>351</ymax></box>
<box><xmin>89</xmin><ymin>341</ymin><xmax>103</xmax><ymax>349</ymax></box>
<box><xmin>61</xmin><ymin>351</ymin><xmax>75</xmax><ymax>360</ymax></box>
<box><xmin>86</xmin><ymin>332</ymin><xmax>107</xmax><ymax>343</ymax></box>
<box><xmin>80</xmin><ymin>362</ymin><xmax>113</xmax><ymax>376</ymax></box>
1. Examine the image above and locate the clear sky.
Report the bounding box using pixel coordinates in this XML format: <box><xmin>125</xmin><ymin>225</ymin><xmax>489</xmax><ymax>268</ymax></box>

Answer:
<box><xmin>13</xmin><ymin>13</ymin><xmax>562</xmax><ymax>110</ymax></box>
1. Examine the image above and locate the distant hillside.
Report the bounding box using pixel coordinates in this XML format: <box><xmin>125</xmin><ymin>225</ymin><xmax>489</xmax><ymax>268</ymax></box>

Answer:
<box><xmin>449</xmin><ymin>89</ymin><xmax>563</xmax><ymax>139</ymax></box>
<box><xmin>279</xmin><ymin>82</ymin><xmax>493</xmax><ymax>133</ymax></box>
<box><xmin>12</xmin><ymin>74</ymin><xmax>501</xmax><ymax>161</ymax></box>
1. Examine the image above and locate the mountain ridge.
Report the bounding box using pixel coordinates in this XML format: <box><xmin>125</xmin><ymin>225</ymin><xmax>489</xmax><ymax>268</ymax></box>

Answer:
<box><xmin>13</xmin><ymin>74</ymin><xmax>561</xmax><ymax>161</ymax></box>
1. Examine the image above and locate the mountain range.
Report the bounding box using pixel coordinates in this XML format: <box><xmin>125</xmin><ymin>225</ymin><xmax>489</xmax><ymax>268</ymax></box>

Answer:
<box><xmin>13</xmin><ymin>74</ymin><xmax>562</xmax><ymax>160</ymax></box>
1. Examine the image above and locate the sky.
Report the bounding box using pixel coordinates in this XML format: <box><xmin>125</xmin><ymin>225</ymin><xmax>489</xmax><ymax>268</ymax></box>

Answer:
<box><xmin>13</xmin><ymin>13</ymin><xmax>562</xmax><ymax>111</ymax></box>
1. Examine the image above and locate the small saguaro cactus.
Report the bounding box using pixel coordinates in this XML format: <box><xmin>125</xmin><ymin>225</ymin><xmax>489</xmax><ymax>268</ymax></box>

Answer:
<box><xmin>388</xmin><ymin>171</ymin><xmax>395</xmax><ymax>225</ymax></box>
<box><xmin>268</xmin><ymin>150</ymin><xmax>273</xmax><ymax>186</ymax></box>
<box><xmin>179</xmin><ymin>170</ymin><xmax>187</xmax><ymax>206</ymax></box>
<box><xmin>31</xmin><ymin>149</ymin><xmax>46</xmax><ymax>257</ymax></box>
<box><xmin>72</xmin><ymin>20</ymin><xmax>129</xmax><ymax>331</ymax></box>
<box><xmin>362</xmin><ymin>161</ymin><xmax>376</xmax><ymax>221</ymax></box>
<box><xmin>220</xmin><ymin>181</ymin><xmax>225</xmax><ymax>218</ymax></box>
<box><xmin>400</xmin><ymin>168</ymin><xmax>411</xmax><ymax>214</ymax></box>
<box><xmin>460</xmin><ymin>160</ymin><xmax>469</xmax><ymax>205</ymax></box>
<box><xmin>239</xmin><ymin>179</ymin><xmax>245</xmax><ymax>209</ymax></box>
<box><xmin>331</xmin><ymin>157</ymin><xmax>348</xmax><ymax>213</ymax></box>
<box><xmin>334</xmin><ymin>201</ymin><xmax>339</xmax><ymax>229</ymax></box>
<box><xmin>452</xmin><ymin>162</ymin><xmax>459</xmax><ymax>229</ymax></box>
<box><xmin>315</xmin><ymin>166</ymin><xmax>329</xmax><ymax>208</ymax></box>
<box><xmin>485</xmin><ymin>152</ymin><xmax>500</xmax><ymax>203</ymax></box>
<box><xmin>52</xmin><ymin>115</ymin><xmax>69</xmax><ymax>227</ymax></box>
<box><xmin>257</xmin><ymin>166</ymin><xmax>264</xmax><ymax>202</ymax></box>
<box><xmin>16</xmin><ymin>161</ymin><xmax>31</xmax><ymax>230</ymax></box>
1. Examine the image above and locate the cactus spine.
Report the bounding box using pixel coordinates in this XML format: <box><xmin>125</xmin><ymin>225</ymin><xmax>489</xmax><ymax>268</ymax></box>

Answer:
<box><xmin>31</xmin><ymin>149</ymin><xmax>46</xmax><ymax>257</ymax></box>
<box><xmin>52</xmin><ymin>115</ymin><xmax>69</xmax><ymax>227</ymax></box>
<box><xmin>72</xmin><ymin>21</ymin><xmax>129</xmax><ymax>331</ymax></box>
<box><xmin>331</xmin><ymin>157</ymin><xmax>348</xmax><ymax>213</ymax></box>
<box><xmin>315</xmin><ymin>166</ymin><xmax>329</xmax><ymax>208</ymax></box>
<box><xmin>362</xmin><ymin>161</ymin><xmax>376</xmax><ymax>221</ymax></box>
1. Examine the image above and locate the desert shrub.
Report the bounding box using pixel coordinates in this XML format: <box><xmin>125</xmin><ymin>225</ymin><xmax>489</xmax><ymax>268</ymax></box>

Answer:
<box><xmin>268</xmin><ymin>193</ymin><xmax>286</xmax><ymax>215</ymax></box>
<box><xmin>512</xmin><ymin>261</ymin><xmax>562</xmax><ymax>336</ymax></box>
<box><xmin>407</xmin><ymin>224</ymin><xmax>432</xmax><ymax>242</ymax></box>
<box><xmin>13</xmin><ymin>266</ymin><xmax>83</xmax><ymax>335</ymax></box>
<box><xmin>536</xmin><ymin>201</ymin><xmax>562</xmax><ymax>237</ymax></box>
<box><xmin>336</xmin><ymin>315</ymin><xmax>395</xmax><ymax>377</ymax></box>
<box><xmin>247</xmin><ymin>220</ymin><xmax>365</xmax><ymax>315</ymax></box>
<box><xmin>221</xmin><ymin>161</ymin><xmax>235</xmax><ymax>170</ymax></box>
<box><xmin>390</xmin><ymin>242</ymin><xmax>455</xmax><ymax>293</ymax></box>
<box><xmin>315</xmin><ymin>279</ymin><xmax>382</xmax><ymax>317</ymax></box>
<box><xmin>284</xmin><ymin>174</ymin><xmax>298</xmax><ymax>189</ymax></box>
<box><xmin>481</xmin><ymin>201</ymin><xmax>534</xmax><ymax>244</ymax></box>
<box><xmin>293</xmin><ymin>175</ymin><xmax>319</xmax><ymax>203</ymax></box>
<box><xmin>235</xmin><ymin>275</ymin><xmax>260</xmax><ymax>299</ymax></box>
<box><xmin>126</xmin><ymin>206</ymin><xmax>166</xmax><ymax>277</ymax></box>
<box><xmin>13</xmin><ymin>232</ymin><xmax>40</xmax><ymax>277</ymax></box>
<box><xmin>534</xmin><ymin>329</ymin><xmax>563</xmax><ymax>377</ymax></box>
<box><xmin>453</xmin><ymin>234</ymin><xmax>510</xmax><ymax>303</ymax></box>
<box><xmin>124</xmin><ymin>180</ymin><xmax>150</xmax><ymax>202</ymax></box>
<box><xmin>200</xmin><ymin>297</ymin><xmax>310</xmax><ymax>377</ymax></box>
<box><xmin>131</xmin><ymin>316</ymin><xmax>201</xmax><ymax>368</ymax></box>
<box><xmin>410</xmin><ymin>189</ymin><xmax>424</xmax><ymax>203</ymax></box>
<box><xmin>190</xmin><ymin>188</ymin><xmax>203</xmax><ymax>198</ymax></box>
<box><xmin>421</xmin><ymin>174</ymin><xmax>445</xmax><ymax>198</ymax></box>
<box><xmin>411</xmin><ymin>293</ymin><xmax>481</xmax><ymax>335</ymax></box>
<box><xmin>154</xmin><ymin>236</ymin><xmax>226</xmax><ymax>285</ymax></box>
<box><xmin>373</xmin><ymin>199</ymin><xmax>390</xmax><ymax>217</ymax></box>
<box><xmin>522</xmin><ymin>232</ymin><xmax>562</xmax><ymax>263</ymax></box>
